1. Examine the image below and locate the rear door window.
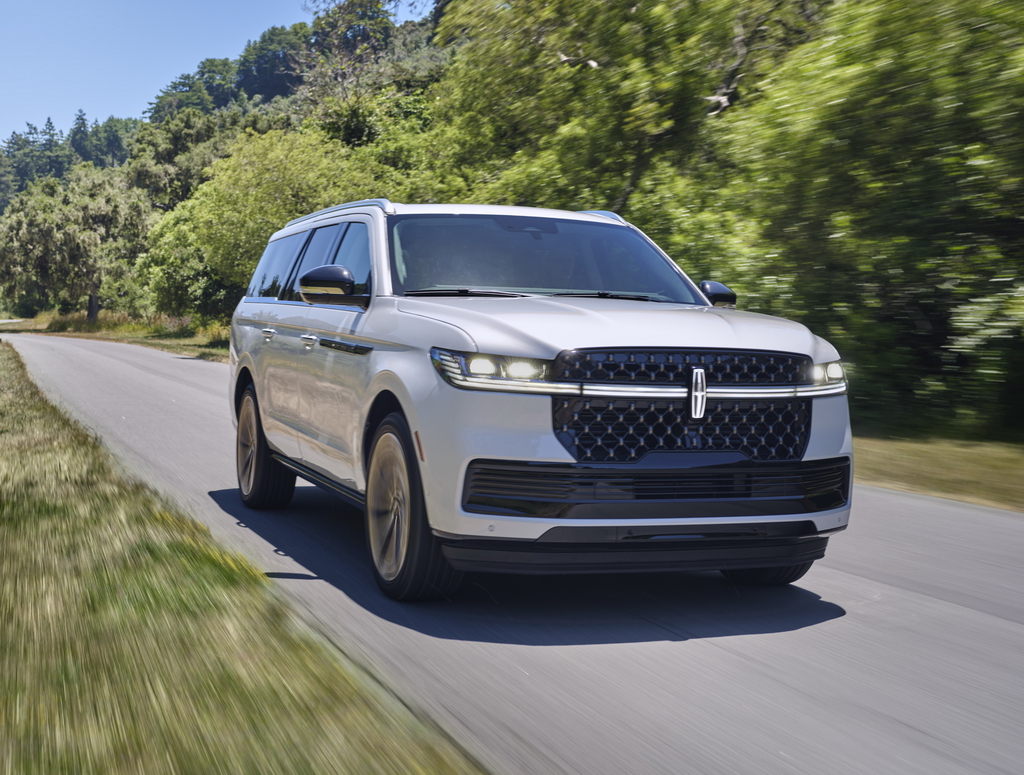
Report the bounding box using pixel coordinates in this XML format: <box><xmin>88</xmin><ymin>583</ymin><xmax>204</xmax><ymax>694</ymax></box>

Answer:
<box><xmin>246</xmin><ymin>231</ymin><xmax>309</xmax><ymax>298</ymax></box>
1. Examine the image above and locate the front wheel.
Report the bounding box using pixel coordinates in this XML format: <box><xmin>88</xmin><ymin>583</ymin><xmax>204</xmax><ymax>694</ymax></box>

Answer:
<box><xmin>721</xmin><ymin>562</ymin><xmax>814</xmax><ymax>586</ymax></box>
<box><xmin>365</xmin><ymin>413</ymin><xmax>462</xmax><ymax>601</ymax></box>
<box><xmin>236</xmin><ymin>385</ymin><xmax>295</xmax><ymax>509</ymax></box>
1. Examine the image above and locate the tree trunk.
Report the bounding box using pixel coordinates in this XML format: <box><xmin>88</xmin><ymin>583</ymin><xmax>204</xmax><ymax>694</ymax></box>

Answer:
<box><xmin>611</xmin><ymin>145</ymin><xmax>653</xmax><ymax>214</ymax></box>
<box><xmin>87</xmin><ymin>292</ymin><xmax>99</xmax><ymax>323</ymax></box>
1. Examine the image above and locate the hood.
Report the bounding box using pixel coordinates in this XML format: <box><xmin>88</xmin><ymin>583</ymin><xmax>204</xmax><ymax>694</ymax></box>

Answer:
<box><xmin>397</xmin><ymin>296</ymin><xmax>834</xmax><ymax>360</ymax></box>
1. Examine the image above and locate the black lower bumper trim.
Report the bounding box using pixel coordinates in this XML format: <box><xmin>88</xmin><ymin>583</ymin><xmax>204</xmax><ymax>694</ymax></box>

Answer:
<box><xmin>441</xmin><ymin>535</ymin><xmax>829</xmax><ymax>575</ymax></box>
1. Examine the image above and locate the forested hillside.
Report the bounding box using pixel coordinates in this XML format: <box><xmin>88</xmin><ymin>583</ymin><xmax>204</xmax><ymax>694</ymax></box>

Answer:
<box><xmin>1</xmin><ymin>0</ymin><xmax>1022</xmax><ymax>436</ymax></box>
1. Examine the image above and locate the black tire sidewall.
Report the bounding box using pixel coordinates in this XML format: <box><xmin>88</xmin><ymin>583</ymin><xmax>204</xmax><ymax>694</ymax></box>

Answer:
<box><xmin>366</xmin><ymin>413</ymin><xmax>449</xmax><ymax>599</ymax></box>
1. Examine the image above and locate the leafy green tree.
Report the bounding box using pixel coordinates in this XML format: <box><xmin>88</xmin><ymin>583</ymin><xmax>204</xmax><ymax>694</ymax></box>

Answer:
<box><xmin>237</xmin><ymin>23</ymin><xmax>312</xmax><ymax>101</ymax></box>
<box><xmin>196</xmin><ymin>58</ymin><xmax>240</xmax><ymax>109</ymax></box>
<box><xmin>136</xmin><ymin>199</ymin><xmax>241</xmax><ymax>321</ymax></box>
<box><xmin>0</xmin><ymin>165</ymin><xmax>153</xmax><ymax>320</ymax></box>
<box><xmin>1</xmin><ymin>119</ymin><xmax>76</xmax><ymax>198</ymax></box>
<box><xmin>187</xmin><ymin>128</ymin><xmax>392</xmax><ymax>285</ymax></box>
<box><xmin>128</xmin><ymin>107</ymin><xmax>293</xmax><ymax>210</ymax></box>
<box><xmin>69</xmin><ymin>112</ymin><xmax>140</xmax><ymax>167</ymax></box>
<box><xmin>433</xmin><ymin>0</ymin><xmax>733</xmax><ymax>211</ymax></box>
<box><xmin>147</xmin><ymin>73</ymin><xmax>216</xmax><ymax>123</ymax></box>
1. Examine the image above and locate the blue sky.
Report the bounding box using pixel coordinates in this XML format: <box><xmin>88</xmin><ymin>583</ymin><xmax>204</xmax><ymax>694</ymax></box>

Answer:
<box><xmin>0</xmin><ymin>0</ymin><xmax>423</xmax><ymax>141</ymax></box>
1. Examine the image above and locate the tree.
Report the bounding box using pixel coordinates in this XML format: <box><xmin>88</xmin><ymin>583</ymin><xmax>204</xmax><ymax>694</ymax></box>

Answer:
<box><xmin>196</xmin><ymin>58</ymin><xmax>240</xmax><ymax>109</ymax></box>
<box><xmin>237</xmin><ymin>23</ymin><xmax>312</xmax><ymax>101</ymax></box>
<box><xmin>724</xmin><ymin>0</ymin><xmax>1024</xmax><ymax>431</ymax></box>
<box><xmin>433</xmin><ymin>0</ymin><xmax>735</xmax><ymax>211</ymax></box>
<box><xmin>0</xmin><ymin>165</ymin><xmax>152</xmax><ymax>320</ymax></box>
<box><xmin>187</xmin><ymin>128</ymin><xmax>392</xmax><ymax>285</ymax></box>
<box><xmin>128</xmin><ymin>107</ymin><xmax>293</xmax><ymax>210</ymax></box>
<box><xmin>147</xmin><ymin>73</ymin><xmax>216</xmax><ymax>123</ymax></box>
<box><xmin>136</xmin><ymin>198</ymin><xmax>241</xmax><ymax>322</ymax></box>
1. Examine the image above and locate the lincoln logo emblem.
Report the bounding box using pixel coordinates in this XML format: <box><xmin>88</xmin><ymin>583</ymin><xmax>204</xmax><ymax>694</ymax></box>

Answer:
<box><xmin>691</xmin><ymin>367</ymin><xmax>707</xmax><ymax>420</ymax></box>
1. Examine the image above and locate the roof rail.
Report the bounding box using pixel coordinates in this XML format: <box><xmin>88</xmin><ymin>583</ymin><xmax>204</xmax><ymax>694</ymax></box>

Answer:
<box><xmin>578</xmin><ymin>209</ymin><xmax>627</xmax><ymax>224</ymax></box>
<box><xmin>286</xmin><ymin>199</ymin><xmax>397</xmax><ymax>227</ymax></box>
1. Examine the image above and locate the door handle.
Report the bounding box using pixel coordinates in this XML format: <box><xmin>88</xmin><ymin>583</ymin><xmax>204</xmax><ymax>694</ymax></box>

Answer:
<box><xmin>300</xmin><ymin>334</ymin><xmax>319</xmax><ymax>348</ymax></box>
<box><xmin>261</xmin><ymin>328</ymin><xmax>276</xmax><ymax>339</ymax></box>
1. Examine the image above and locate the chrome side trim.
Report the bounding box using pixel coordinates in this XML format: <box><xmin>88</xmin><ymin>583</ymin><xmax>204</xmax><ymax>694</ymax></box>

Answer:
<box><xmin>271</xmin><ymin>454</ymin><xmax>366</xmax><ymax>508</ymax></box>
<box><xmin>320</xmin><ymin>338</ymin><xmax>373</xmax><ymax>356</ymax></box>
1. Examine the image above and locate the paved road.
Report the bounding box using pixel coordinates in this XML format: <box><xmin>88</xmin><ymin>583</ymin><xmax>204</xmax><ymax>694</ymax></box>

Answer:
<box><xmin>7</xmin><ymin>332</ymin><xmax>1024</xmax><ymax>775</ymax></box>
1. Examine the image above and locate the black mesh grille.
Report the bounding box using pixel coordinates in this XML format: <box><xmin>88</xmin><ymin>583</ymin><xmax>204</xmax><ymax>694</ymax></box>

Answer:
<box><xmin>554</xmin><ymin>349</ymin><xmax>812</xmax><ymax>385</ymax></box>
<box><xmin>554</xmin><ymin>397</ymin><xmax>811</xmax><ymax>462</ymax></box>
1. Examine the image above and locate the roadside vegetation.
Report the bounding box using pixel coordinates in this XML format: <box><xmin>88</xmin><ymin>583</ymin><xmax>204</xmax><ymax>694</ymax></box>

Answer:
<box><xmin>0</xmin><ymin>311</ymin><xmax>230</xmax><ymax>361</ymax></box>
<box><xmin>0</xmin><ymin>340</ymin><xmax>480</xmax><ymax>773</ymax></box>
<box><xmin>853</xmin><ymin>436</ymin><xmax>1024</xmax><ymax>513</ymax></box>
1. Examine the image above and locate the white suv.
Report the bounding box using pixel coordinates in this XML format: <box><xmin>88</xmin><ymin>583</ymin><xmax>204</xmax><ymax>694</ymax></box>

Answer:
<box><xmin>230</xmin><ymin>200</ymin><xmax>852</xmax><ymax>600</ymax></box>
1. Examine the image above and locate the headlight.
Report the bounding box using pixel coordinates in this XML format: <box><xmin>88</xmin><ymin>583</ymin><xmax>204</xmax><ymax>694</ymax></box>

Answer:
<box><xmin>431</xmin><ymin>348</ymin><xmax>579</xmax><ymax>394</ymax></box>
<box><xmin>812</xmin><ymin>360</ymin><xmax>846</xmax><ymax>386</ymax></box>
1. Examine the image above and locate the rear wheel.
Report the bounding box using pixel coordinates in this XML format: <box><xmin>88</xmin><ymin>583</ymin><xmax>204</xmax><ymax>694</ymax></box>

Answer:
<box><xmin>365</xmin><ymin>413</ymin><xmax>462</xmax><ymax>601</ymax></box>
<box><xmin>721</xmin><ymin>562</ymin><xmax>814</xmax><ymax>586</ymax></box>
<box><xmin>236</xmin><ymin>385</ymin><xmax>295</xmax><ymax>509</ymax></box>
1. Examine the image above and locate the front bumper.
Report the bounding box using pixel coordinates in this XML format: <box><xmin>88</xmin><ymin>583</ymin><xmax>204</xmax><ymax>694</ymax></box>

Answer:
<box><xmin>414</xmin><ymin>386</ymin><xmax>852</xmax><ymax>541</ymax></box>
<box><xmin>438</xmin><ymin>521</ymin><xmax>840</xmax><ymax>575</ymax></box>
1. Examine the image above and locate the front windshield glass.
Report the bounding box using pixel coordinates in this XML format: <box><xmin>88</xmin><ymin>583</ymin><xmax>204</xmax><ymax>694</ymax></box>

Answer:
<box><xmin>387</xmin><ymin>214</ymin><xmax>701</xmax><ymax>304</ymax></box>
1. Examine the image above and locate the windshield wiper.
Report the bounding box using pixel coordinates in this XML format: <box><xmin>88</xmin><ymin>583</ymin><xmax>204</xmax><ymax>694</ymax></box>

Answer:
<box><xmin>404</xmin><ymin>288</ymin><xmax>526</xmax><ymax>297</ymax></box>
<box><xmin>551</xmin><ymin>292</ymin><xmax>664</xmax><ymax>302</ymax></box>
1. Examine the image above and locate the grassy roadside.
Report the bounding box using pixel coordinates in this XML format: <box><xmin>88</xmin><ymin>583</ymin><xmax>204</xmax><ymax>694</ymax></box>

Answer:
<box><xmin>3</xmin><ymin>313</ymin><xmax>1021</xmax><ymax>514</ymax></box>
<box><xmin>853</xmin><ymin>436</ymin><xmax>1024</xmax><ymax>513</ymax></box>
<box><xmin>0</xmin><ymin>311</ymin><xmax>231</xmax><ymax>362</ymax></box>
<box><xmin>0</xmin><ymin>341</ymin><xmax>481</xmax><ymax>774</ymax></box>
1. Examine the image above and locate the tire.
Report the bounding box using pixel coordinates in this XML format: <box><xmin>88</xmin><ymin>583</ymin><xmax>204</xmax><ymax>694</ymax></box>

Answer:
<box><xmin>236</xmin><ymin>385</ymin><xmax>296</xmax><ymax>509</ymax></box>
<box><xmin>365</xmin><ymin>413</ymin><xmax>462</xmax><ymax>601</ymax></box>
<box><xmin>721</xmin><ymin>561</ymin><xmax>814</xmax><ymax>586</ymax></box>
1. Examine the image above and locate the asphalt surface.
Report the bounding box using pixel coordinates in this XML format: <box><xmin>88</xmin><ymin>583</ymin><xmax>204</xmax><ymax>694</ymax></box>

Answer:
<box><xmin>6</xmin><ymin>332</ymin><xmax>1024</xmax><ymax>775</ymax></box>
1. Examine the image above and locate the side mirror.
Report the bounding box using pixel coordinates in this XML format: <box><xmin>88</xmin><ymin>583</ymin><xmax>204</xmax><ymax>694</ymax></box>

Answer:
<box><xmin>299</xmin><ymin>264</ymin><xmax>367</xmax><ymax>308</ymax></box>
<box><xmin>699</xmin><ymin>280</ymin><xmax>737</xmax><ymax>307</ymax></box>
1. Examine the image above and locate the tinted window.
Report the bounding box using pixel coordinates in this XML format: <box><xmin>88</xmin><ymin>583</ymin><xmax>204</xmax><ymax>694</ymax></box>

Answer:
<box><xmin>246</xmin><ymin>232</ymin><xmax>309</xmax><ymax>298</ymax></box>
<box><xmin>280</xmin><ymin>224</ymin><xmax>343</xmax><ymax>301</ymax></box>
<box><xmin>386</xmin><ymin>215</ymin><xmax>700</xmax><ymax>304</ymax></box>
<box><xmin>332</xmin><ymin>222</ymin><xmax>371</xmax><ymax>295</ymax></box>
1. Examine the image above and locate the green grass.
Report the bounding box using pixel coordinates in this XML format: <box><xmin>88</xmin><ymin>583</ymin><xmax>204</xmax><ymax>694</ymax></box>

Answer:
<box><xmin>0</xmin><ymin>341</ymin><xmax>481</xmax><ymax>774</ymax></box>
<box><xmin>853</xmin><ymin>436</ymin><xmax>1024</xmax><ymax>513</ymax></box>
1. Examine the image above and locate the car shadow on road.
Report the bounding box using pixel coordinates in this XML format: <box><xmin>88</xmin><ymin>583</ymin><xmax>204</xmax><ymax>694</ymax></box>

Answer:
<box><xmin>208</xmin><ymin>487</ymin><xmax>846</xmax><ymax>646</ymax></box>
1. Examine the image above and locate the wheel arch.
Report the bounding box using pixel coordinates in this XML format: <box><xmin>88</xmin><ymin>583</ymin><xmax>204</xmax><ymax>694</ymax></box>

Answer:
<box><xmin>363</xmin><ymin>390</ymin><xmax>406</xmax><ymax>469</ymax></box>
<box><xmin>234</xmin><ymin>366</ymin><xmax>255</xmax><ymax>417</ymax></box>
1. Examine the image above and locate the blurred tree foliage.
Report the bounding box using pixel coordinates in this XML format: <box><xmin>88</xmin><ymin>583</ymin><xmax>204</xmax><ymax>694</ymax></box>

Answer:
<box><xmin>723</xmin><ymin>0</ymin><xmax>1024</xmax><ymax>432</ymax></box>
<box><xmin>1</xmin><ymin>0</ymin><xmax>1022</xmax><ymax>435</ymax></box>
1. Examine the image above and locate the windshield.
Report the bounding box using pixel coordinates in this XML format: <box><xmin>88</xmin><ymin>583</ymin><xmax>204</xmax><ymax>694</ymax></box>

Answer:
<box><xmin>387</xmin><ymin>214</ymin><xmax>702</xmax><ymax>304</ymax></box>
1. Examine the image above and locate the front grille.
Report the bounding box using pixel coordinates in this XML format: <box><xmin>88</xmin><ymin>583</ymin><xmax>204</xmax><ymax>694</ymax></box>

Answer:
<box><xmin>553</xmin><ymin>397</ymin><xmax>810</xmax><ymax>462</ymax></box>
<box><xmin>463</xmin><ymin>457</ymin><xmax>851</xmax><ymax>517</ymax></box>
<box><xmin>554</xmin><ymin>349</ymin><xmax>813</xmax><ymax>386</ymax></box>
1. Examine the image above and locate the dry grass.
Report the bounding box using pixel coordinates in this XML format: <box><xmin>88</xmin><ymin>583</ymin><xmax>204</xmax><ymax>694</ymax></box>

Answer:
<box><xmin>0</xmin><ymin>342</ymin><xmax>481</xmax><ymax>774</ymax></box>
<box><xmin>0</xmin><ymin>311</ymin><xmax>230</xmax><ymax>362</ymax></box>
<box><xmin>854</xmin><ymin>436</ymin><xmax>1024</xmax><ymax>513</ymax></box>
